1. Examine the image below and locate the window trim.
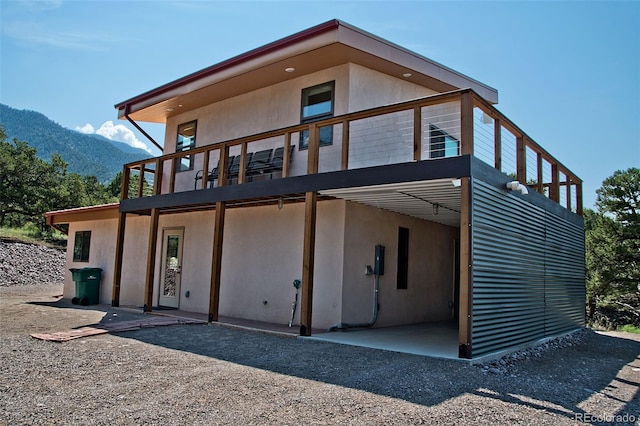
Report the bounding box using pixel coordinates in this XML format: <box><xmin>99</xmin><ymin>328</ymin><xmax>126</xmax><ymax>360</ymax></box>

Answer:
<box><xmin>73</xmin><ymin>231</ymin><xmax>91</xmax><ymax>263</ymax></box>
<box><xmin>176</xmin><ymin>120</ymin><xmax>197</xmax><ymax>172</ymax></box>
<box><xmin>299</xmin><ymin>81</ymin><xmax>335</xmax><ymax>150</ymax></box>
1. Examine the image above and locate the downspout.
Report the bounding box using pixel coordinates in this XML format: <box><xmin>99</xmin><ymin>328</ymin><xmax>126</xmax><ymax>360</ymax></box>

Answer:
<box><xmin>329</xmin><ymin>273</ymin><xmax>380</xmax><ymax>331</ymax></box>
<box><xmin>123</xmin><ymin>104</ymin><xmax>164</xmax><ymax>152</ymax></box>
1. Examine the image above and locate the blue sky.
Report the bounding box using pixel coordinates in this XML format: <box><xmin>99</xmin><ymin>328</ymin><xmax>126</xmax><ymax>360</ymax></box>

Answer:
<box><xmin>1</xmin><ymin>0</ymin><xmax>638</xmax><ymax>209</ymax></box>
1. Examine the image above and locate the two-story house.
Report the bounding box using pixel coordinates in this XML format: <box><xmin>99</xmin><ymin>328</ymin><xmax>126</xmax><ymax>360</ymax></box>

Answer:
<box><xmin>46</xmin><ymin>20</ymin><xmax>585</xmax><ymax>360</ymax></box>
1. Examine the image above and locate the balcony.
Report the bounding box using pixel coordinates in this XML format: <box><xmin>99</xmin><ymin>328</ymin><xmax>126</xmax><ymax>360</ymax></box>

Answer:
<box><xmin>120</xmin><ymin>88</ymin><xmax>583</xmax><ymax>216</ymax></box>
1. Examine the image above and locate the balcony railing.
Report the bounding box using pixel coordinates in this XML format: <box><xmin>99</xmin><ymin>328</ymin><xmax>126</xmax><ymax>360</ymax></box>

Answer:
<box><xmin>121</xmin><ymin>88</ymin><xmax>583</xmax><ymax>215</ymax></box>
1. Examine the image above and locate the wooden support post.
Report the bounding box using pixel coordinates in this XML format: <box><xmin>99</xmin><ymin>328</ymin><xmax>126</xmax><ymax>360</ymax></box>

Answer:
<box><xmin>111</xmin><ymin>212</ymin><xmax>127</xmax><ymax>307</ymax></box>
<box><xmin>536</xmin><ymin>153</ymin><xmax>543</xmax><ymax>194</ymax></box>
<box><xmin>494</xmin><ymin>118</ymin><xmax>502</xmax><ymax>170</ymax></box>
<box><xmin>341</xmin><ymin>120</ymin><xmax>350</xmax><ymax>170</ymax></box>
<box><xmin>283</xmin><ymin>133</ymin><xmax>292</xmax><ymax>178</ymax></box>
<box><xmin>238</xmin><ymin>142</ymin><xmax>248</xmax><ymax>184</ymax></box>
<box><xmin>460</xmin><ymin>91</ymin><xmax>474</xmax><ymax>156</ymax></box>
<box><xmin>413</xmin><ymin>106</ymin><xmax>422</xmax><ymax>161</ymax></box>
<box><xmin>307</xmin><ymin>124</ymin><xmax>319</xmax><ymax>175</ymax></box>
<box><xmin>516</xmin><ymin>136</ymin><xmax>526</xmax><ymax>184</ymax></box>
<box><xmin>550</xmin><ymin>163</ymin><xmax>560</xmax><ymax>202</ymax></box>
<box><xmin>143</xmin><ymin>208</ymin><xmax>160</xmax><ymax>312</ymax></box>
<box><xmin>458</xmin><ymin>177</ymin><xmax>473</xmax><ymax>359</ymax></box>
<box><xmin>300</xmin><ymin>191</ymin><xmax>317</xmax><ymax>336</ymax></box>
<box><xmin>137</xmin><ymin>164</ymin><xmax>145</xmax><ymax>198</ymax></box>
<box><xmin>154</xmin><ymin>158</ymin><xmax>164</xmax><ymax>196</ymax></box>
<box><xmin>201</xmin><ymin>150</ymin><xmax>210</xmax><ymax>190</ymax></box>
<box><xmin>208</xmin><ymin>201</ymin><xmax>226</xmax><ymax>322</ymax></box>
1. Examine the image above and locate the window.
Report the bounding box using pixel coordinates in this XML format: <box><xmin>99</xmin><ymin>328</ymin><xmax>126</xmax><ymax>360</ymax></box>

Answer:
<box><xmin>73</xmin><ymin>231</ymin><xmax>91</xmax><ymax>262</ymax></box>
<box><xmin>300</xmin><ymin>81</ymin><xmax>334</xmax><ymax>150</ymax></box>
<box><xmin>397</xmin><ymin>227</ymin><xmax>409</xmax><ymax>289</ymax></box>
<box><xmin>176</xmin><ymin>121</ymin><xmax>197</xmax><ymax>171</ymax></box>
<box><xmin>429</xmin><ymin>124</ymin><xmax>460</xmax><ymax>158</ymax></box>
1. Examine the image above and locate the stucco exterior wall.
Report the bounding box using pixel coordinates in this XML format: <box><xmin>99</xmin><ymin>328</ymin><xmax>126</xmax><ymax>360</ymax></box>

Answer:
<box><xmin>341</xmin><ymin>201</ymin><xmax>458</xmax><ymax>327</ymax></box>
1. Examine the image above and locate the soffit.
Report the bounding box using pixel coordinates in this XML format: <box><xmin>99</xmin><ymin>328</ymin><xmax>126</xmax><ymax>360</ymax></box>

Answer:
<box><xmin>320</xmin><ymin>179</ymin><xmax>461</xmax><ymax>227</ymax></box>
<box><xmin>119</xmin><ymin>21</ymin><xmax>498</xmax><ymax>124</ymax></box>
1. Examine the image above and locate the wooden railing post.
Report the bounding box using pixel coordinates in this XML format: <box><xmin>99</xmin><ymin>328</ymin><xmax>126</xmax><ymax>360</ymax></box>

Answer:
<box><xmin>576</xmin><ymin>181</ymin><xmax>584</xmax><ymax>216</ymax></box>
<box><xmin>283</xmin><ymin>133</ymin><xmax>292</xmax><ymax>178</ymax></box>
<box><xmin>516</xmin><ymin>136</ymin><xmax>526</xmax><ymax>184</ymax></box>
<box><xmin>494</xmin><ymin>118</ymin><xmax>502</xmax><ymax>170</ymax></box>
<box><xmin>218</xmin><ymin>145</ymin><xmax>229</xmax><ymax>187</ymax></box>
<box><xmin>307</xmin><ymin>124</ymin><xmax>319</xmax><ymax>175</ymax></box>
<box><xmin>238</xmin><ymin>142</ymin><xmax>248</xmax><ymax>184</ymax></box>
<box><xmin>341</xmin><ymin>120</ymin><xmax>350</xmax><ymax>170</ymax></box>
<box><xmin>137</xmin><ymin>164</ymin><xmax>145</xmax><ymax>198</ymax></box>
<box><xmin>460</xmin><ymin>91</ymin><xmax>474</xmax><ymax>156</ymax></box>
<box><xmin>536</xmin><ymin>153</ymin><xmax>543</xmax><ymax>194</ymax></box>
<box><xmin>566</xmin><ymin>176</ymin><xmax>572</xmax><ymax>211</ymax></box>
<box><xmin>550</xmin><ymin>163</ymin><xmax>560</xmax><ymax>202</ymax></box>
<box><xmin>154</xmin><ymin>158</ymin><xmax>164</xmax><ymax>196</ymax></box>
<box><xmin>413</xmin><ymin>106</ymin><xmax>422</xmax><ymax>161</ymax></box>
<box><xmin>120</xmin><ymin>165</ymin><xmax>130</xmax><ymax>200</ymax></box>
<box><xmin>201</xmin><ymin>150</ymin><xmax>210</xmax><ymax>190</ymax></box>
<box><xmin>169</xmin><ymin>158</ymin><xmax>177</xmax><ymax>194</ymax></box>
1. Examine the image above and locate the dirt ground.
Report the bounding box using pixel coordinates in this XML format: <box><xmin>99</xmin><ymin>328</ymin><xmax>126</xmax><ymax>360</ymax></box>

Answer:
<box><xmin>1</xmin><ymin>284</ymin><xmax>639</xmax><ymax>425</ymax></box>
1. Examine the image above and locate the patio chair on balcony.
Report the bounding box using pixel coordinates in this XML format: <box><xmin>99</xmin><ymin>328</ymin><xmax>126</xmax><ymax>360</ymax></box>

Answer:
<box><xmin>268</xmin><ymin>145</ymin><xmax>295</xmax><ymax>179</ymax></box>
<box><xmin>246</xmin><ymin>149</ymin><xmax>273</xmax><ymax>181</ymax></box>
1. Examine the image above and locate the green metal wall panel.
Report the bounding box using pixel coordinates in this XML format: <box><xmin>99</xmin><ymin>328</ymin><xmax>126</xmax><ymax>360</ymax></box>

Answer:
<box><xmin>471</xmin><ymin>179</ymin><xmax>585</xmax><ymax>358</ymax></box>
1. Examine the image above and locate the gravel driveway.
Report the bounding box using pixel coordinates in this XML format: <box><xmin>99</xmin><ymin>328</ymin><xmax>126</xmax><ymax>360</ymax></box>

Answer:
<box><xmin>1</xmin><ymin>284</ymin><xmax>639</xmax><ymax>425</ymax></box>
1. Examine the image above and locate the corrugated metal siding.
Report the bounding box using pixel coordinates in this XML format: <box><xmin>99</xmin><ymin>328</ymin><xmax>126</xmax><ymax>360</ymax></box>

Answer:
<box><xmin>471</xmin><ymin>179</ymin><xmax>585</xmax><ymax>357</ymax></box>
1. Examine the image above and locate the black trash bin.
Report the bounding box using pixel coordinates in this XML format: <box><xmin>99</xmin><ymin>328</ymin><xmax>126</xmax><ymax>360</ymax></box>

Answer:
<box><xmin>70</xmin><ymin>267</ymin><xmax>103</xmax><ymax>306</ymax></box>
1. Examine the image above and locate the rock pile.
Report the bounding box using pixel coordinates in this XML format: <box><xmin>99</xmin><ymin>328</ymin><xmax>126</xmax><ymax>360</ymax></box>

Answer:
<box><xmin>0</xmin><ymin>240</ymin><xmax>65</xmax><ymax>287</ymax></box>
<box><xmin>478</xmin><ymin>328</ymin><xmax>591</xmax><ymax>374</ymax></box>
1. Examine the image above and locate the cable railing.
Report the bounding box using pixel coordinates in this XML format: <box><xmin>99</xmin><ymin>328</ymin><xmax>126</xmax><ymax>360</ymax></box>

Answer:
<box><xmin>121</xmin><ymin>89</ymin><xmax>583</xmax><ymax>215</ymax></box>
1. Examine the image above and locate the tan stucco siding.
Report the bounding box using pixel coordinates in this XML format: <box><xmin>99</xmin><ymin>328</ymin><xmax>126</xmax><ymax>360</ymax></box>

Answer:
<box><xmin>219</xmin><ymin>200</ymin><xmax>345</xmax><ymax>329</ymax></box>
<box><xmin>342</xmin><ymin>201</ymin><xmax>458</xmax><ymax>327</ymax></box>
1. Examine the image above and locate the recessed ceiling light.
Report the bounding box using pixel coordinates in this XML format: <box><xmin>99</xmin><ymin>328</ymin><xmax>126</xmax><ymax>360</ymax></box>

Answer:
<box><xmin>166</xmin><ymin>108</ymin><xmax>174</xmax><ymax>112</ymax></box>
<box><xmin>285</xmin><ymin>67</ymin><xmax>295</xmax><ymax>73</ymax></box>
<box><xmin>402</xmin><ymin>73</ymin><xmax>412</xmax><ymax>78</ymax></box>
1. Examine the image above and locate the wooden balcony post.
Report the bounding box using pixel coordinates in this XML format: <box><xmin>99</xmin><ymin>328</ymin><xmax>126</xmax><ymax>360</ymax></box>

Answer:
<box><xmin>120</xmin><ymin>165</ymin><xmax>130</xmax><ymax>200</ymax></box>
<box><xmin>307</xmin><ymin>124</ymin><xmax>319</xmax><ymax>175</ymax></box>
<box><xmin>550</xmin><ymin>163</ymin><xmax>560</xmax><ymax>202</ymax></box>
<box><xmin>169</xmin><ymin>157</ymin><xmax>177</xmax><ymax>194</ymax></box>
<box><xmin>566</xmin><ymin>176</ymin><xmax>572</xmax><ymax>211</ymax></box>
<box><xmin>154</xmin><ymin>158</ymin><xmax>164</xmax><ymax>196</ymax></box>
<box><xmin>111</xmin><ymin>211</ymin><xmax>126</xmax><ymax>307</ymax></box>
<box><xmin>341</xmin><ymin>120</ymin><xmax>350</xmax><ymax>170</ymax></box>
<box><xmin>460</xmin><ymin>91</ymin><xmax>474</xmax><ymax>156</ymax></box>
<box><xmin>516</xmin><ymin>136</ymin><xmax>526</xmax><ymax>184</ymax></box>
<box><xmin>300</xmin><ymin>190</ymin><xmax>317</xmax><ymax>336</ymax></box>
<box><xmin>218</xmin><ymin>145</ymin><xmax>230</xmax><ymax>187</ymax></box>
<box><xmin>208</xmin><ymin>201</ymin><xmax>226</xmax><ymax>322</ymax></box>
<box><xmin>413</xmin><ymin>106</ymin><xmax>422</xmax><ymax>161</ymax></box>
<box><xmin>201</xmin><ymin>150</ymin><xmax>210</xmax><ymax>190</ymax></box>
<box><xmin>143</xmin><ymin>207</ymin><xmax>160</xmax><ymax>312</ymax></box>
<box><xmin>536</xmin><ymin>153</ymin><xmax>543</xmax><ymax>194</ymax></box>
<box><xmin>137</xmin><ymin>164</ymin><xmax>145</xmax><ymax>198</ymax></box>
<box><xmin>576</xmin><ymin>181</ymin><xmax>584</xmax><ymax>216</ymax></box>
<box><xmin>458</xmin><ymin>176</ymin><xmax>473</xmax><ymax>359</ymax></box>
<box><xmin>494</xmin><ymin>118</ymin><xmax>502</xmax><ymax>170</ymax></box>
<box><xmin>238</xmin><ymin>142</ymin><xmax>248</xmax><ymax>184</ymax></box>
<box><xmin>283</xmin><ymin>133</ymin><xmax>292</xmax><ymax>178</ymax></box>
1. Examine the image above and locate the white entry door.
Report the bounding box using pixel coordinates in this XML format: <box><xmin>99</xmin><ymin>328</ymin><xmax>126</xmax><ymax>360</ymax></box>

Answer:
<box><xmin>159</xmin><ymin>228</ymin><xmax>184</xmax><ymax>308</ymax></box>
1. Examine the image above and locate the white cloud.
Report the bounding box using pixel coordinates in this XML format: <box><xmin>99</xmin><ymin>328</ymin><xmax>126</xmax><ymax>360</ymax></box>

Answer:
<box><xmin>75</xmin><ymin>123</ymin><xmax>95</xmax><ymax>134</ymax></box>
<box><xmin>76</xmin><ymin>121</ymin><xmax>152</xmax><ymax>154</ymax></box>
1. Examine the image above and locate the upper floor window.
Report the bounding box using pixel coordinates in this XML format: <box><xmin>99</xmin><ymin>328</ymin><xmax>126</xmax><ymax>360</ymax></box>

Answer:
<box><xmin>429</xmin><ymin>124</ymin><xmax>459</xmax><ymax>159</ymax></box>
<box><xmin>176</xmin><ymin>121</ymin><xmax>197</xmax><ymax>171</ymax></box>
<box><xmin>300</xmin><ymin>81</ymin><xmax>334</xmax><ymax>150</ymax></box>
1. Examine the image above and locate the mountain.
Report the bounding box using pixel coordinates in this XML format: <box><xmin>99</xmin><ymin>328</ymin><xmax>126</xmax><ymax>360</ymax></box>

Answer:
<box><xmin>0</xmin><ymin>104</ymin><xmax>153</xmax><ymax>183</ymax></box>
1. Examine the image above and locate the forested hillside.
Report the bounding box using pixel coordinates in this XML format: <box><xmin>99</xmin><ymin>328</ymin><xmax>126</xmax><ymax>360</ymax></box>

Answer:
<box><xmin>0</xmin><ymin>104</ymin><xmax>151</xmax><ymax>182</ymax></box>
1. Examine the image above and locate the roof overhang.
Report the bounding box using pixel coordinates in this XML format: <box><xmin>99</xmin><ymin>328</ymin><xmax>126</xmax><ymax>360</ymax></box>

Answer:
<box><xmin>115</xmin><ymin>19</ymin><xmax>498</xmax><ymax>124</ymax></box>
<box><xmin>44</xmin><ymin>203</ymin><xmax>120</xmax><ymax>232</ymax></box>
